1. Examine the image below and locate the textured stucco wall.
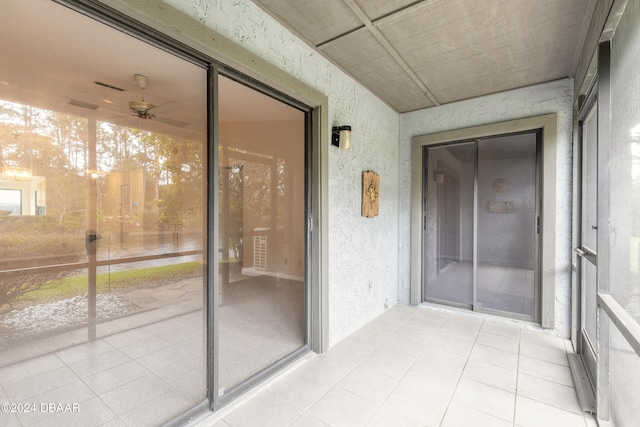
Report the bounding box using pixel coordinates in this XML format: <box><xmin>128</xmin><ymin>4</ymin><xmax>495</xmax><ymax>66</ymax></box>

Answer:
<box><xmin>162</xmin><ymin>0</ymin><xmax>400</xmax><ymax>345</ymax></box>
<box><xmin>399</xmin><ymin>79</ymin><xmax>574</xmax><ymax>337</ymax></box>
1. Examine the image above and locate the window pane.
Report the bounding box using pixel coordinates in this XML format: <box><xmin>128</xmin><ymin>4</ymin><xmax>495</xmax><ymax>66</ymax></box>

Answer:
<box><xmin>424</xmin><ymin>143</ymin><xmax>474</xmax><ymax>306</ymax></box>
<box><xmin>609</xmin><ymin>319</ymin><xmax>640</xmax><ymax>425</ymax></box>
<box><xmin>218</xmin><ymin>75</ymin><xmax>306</xmax><ymax>395</ymax></box>
<box><xmin>477</xmin><ymin>134</ymin><xmax>537</xmax><ymax>318</ymax></box>
<box><xmin>0</xmin><ymin>1</ymin><xmax>207</xmax><ymax>424</ymax></box>
<box><xmin>610</xmin><ymin>0</ymin><xmax>640</xmax><ymax>324</ymax></box>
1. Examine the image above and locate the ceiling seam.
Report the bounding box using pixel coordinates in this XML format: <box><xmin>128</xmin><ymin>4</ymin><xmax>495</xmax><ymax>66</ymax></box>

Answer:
<box><xmin>316</xmin><ymin>25</ymin><xmax>366</xmax><ymax>49</ymax></box>
<box><xmin>371</xmin><ymin>0</ymin><xmax>440</xmax><ymax>27</ymax></box>
<box><xmin>342</xmin><ymin>0</ymin><xmax>440</xmax><ymax>106</ymax></box>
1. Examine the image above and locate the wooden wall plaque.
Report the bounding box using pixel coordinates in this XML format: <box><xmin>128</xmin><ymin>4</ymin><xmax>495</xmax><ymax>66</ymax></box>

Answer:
<box><xmin>362</xmin><ymin>171</ymin><xmax>380</xmax><ymax>218</ymax></box>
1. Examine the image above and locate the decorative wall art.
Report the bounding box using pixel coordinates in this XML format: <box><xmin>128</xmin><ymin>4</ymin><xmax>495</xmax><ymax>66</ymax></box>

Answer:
<box><xmin>362</xmin><ymin>171</ymin><xmax>380</xmax><ymax>218</ymax></box>
<box><xmin>492</xmin><ymin>178</ymin><xmax>510</xmax><ymax>193</ymax></box>
<box><xmin>489</xmin><ymin>177</ymin><xmax>513</xmax><ymax>213</ymax></box>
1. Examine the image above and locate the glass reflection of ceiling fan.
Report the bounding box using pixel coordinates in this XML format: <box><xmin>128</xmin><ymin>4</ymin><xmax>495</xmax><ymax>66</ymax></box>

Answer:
<box><xmin>112</xmin><ymin>74</ymin><xmax>187</xmax><ymax>128</ymax></box>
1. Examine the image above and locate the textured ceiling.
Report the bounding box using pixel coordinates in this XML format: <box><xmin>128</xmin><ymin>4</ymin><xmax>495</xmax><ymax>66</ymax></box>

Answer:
<box><xmin>253</xmin><ymin>0</ymin><xmax>596</xmax><ymax>112</ymax></box>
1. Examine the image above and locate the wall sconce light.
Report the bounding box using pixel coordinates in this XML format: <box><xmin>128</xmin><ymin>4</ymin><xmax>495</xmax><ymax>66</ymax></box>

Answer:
<box><xmin>332</xmin><ymin>125</ymin><xmax>351</xmax><ymax>150</ymax></box>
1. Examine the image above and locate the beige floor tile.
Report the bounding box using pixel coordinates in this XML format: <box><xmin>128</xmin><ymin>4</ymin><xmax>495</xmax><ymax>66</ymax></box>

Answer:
<box><xmin>519</xmin><ymin>341</ymin><xmax>569</xmax><ymax>366</ymax></box>
<box><xmin>0</xmin><ymin>354</ymin><xmax>64</xmax><ymax>386</ymax></box>
<box><xmin>413</xmin><ymin>348</ymin><xmax>468</xmax><ymax>376</ymax></box>
<box><xmin>289</xmin><ymin>413</ymin><xmax>331</xmax><ymax>427</ymax></box>
<box><xmin>462</xmin><ymin>358</ymin><xmax>517</xmax><ymax>392</ymax></box>
<box><xmin>476</xmin><ymin>330</ymin><xmax>520</xmax><ymax>353</ymax></box>
<box><xmin>358</xmin><ymin>349</ymin><xmax>415</xmax><ymax>379</ymax></box>
<box><xmin>222</xmin><ymin>391</ymin><xmax>300</xmax><ymax>427</ymax></box>
<box><xmin>266</xmin><ymin>363</ymin><xmax>335</xmax><ymax>414</ymax></box>
<box><xmin>26</xmin><ymin>397</ymin><xmax>119</xmax><ymax>427</ymax></box>
<box><xmin>517</xmin><ymin>373</ymin><xmax>582</xmax><ymax>414</ymax></box>
<box><xmin>65</xmin><ymin>348</ymin><xmax>131</xmax><ymax>379</ymax></box>
<box><xmin>83</xmin><ymin>360</ymin><xmax>150</xmax><ymax>395</ymax></box>
<box><xmin>402</xmin><ymin>363</ymin><xmax>460</xmax><ymax>396</ymax></box>
<box><xmin>119</xmin><ymin>390</ymin><xmax>198</xmax><ymax>427</ymax></box>
<box><xmin>378</xmin><ymin>334</ymin><xmax>427</xmax><ymax>360</ymax></box>
<box><xmin>2</xmin><ymin>365</ymin><xmax>78</xmax><ymax>402</ymax></box>
<box><xmin>441</xmin><ymin>401</ymin><xmax>513</xmax><ymax>427</ymax></box>
<box><xmin>426</xmin><ymin>332</ymin><xmax>475</xmax><ymax>356</ymax></box>
<box><xmin>480</xmin><ymin>320</ymin><xmax>522</xmax><ymax>338</ymax></box>
<box><xmin>451</xmin><ymin>378</ymin><xmax>516</xmax><ymax>422</ymax></box>
<box><xmin>307</xmin><ymin>386</ymin><xmax>379</xmax><ymax>427</ymax></box>
<box><xmin>54</xmin><ymin>340</ymin><xmax>116</xmax><ymax>365</ymax></box>
<box><xmin>337</xmin><ymin>366</ymin><xmax>399</xmax><ymax>404</ymax></box>
<box><xmin>518</xmin><ymin>355</ymin><xmax>574</xmax><ymax>387</ymax></box>
<box><xmin>365</xmin><ymin>405</ymin><xmax>428</xmax><ymax>427</ymax></box>
<box><xmin>100</xmin><ymin>373</ymin><xmax>171</xmax><ymax>415</ymax></box>
<box><xmin>468</xmin><ymin>342</ymin><xmax>519</xmax><ymax>371</ymax></box>
<box><xmin>379</xmin><ymin>378</ymin><xmax>451</xmax><ymax>425</ymax></box>
<box><xmin>515</xmin><ymin>395</ymin><xmax>587</xmax><ymax>427</ymax></box>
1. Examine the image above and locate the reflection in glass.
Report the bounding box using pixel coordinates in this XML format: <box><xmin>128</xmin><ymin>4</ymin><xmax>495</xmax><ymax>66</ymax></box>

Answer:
<box><xmin>218</xmin><ymin>76</ymin><xmax>306</xmax><ymax>394</ymax></box>
<box><xmin>609</xmin><ymin>320</ymin><xmax>640</xmax><ymax>424</ymax></box>
<box><xmin>477</xmin><ymin>135</ymin><xmax>537</xmax><ymax>317</ymax></box>
<box><xmin>424</xmin><ymin>143</ymin><xmax>475</xmax><ymax>306</ymax></box>
<box><xmin>424</xmin><ymin>134</ymin><xmax>539</xmax><ymax>320</ymax></box>
<box><xmin>610</xmin><ymin>0</ymin><xmax>640</xmax><ymax>325</ymax></box>
<box><xmin>0</xmin><ymin>1</ymin><xmax>207</xmax><ymax>424</ymax></box>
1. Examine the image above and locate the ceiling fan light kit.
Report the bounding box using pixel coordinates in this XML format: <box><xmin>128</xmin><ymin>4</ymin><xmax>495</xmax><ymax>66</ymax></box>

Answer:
<box><xmin>121</xmin><ymin>74</ymin><xmax>187</xmax><ymax>128</ymax></box>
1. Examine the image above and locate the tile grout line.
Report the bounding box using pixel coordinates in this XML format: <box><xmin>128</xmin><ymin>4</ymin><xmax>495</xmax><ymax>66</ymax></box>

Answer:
<box><xmin>436</xmin><ymin>317</ymin><xmax>483</xmax><ymax>427</ymax></box>
<box><xmin>360</xmin><ymin>309</ymin><xmax>449</xmax><ymax>426</ymax></box>
<box><xmin>512</xmin><ymin>327</ymin><xmax>523</xmax><ymax>426</ymax></box>
<box><xmin>284</xmin><ymin>308</ymin><xmax>423</xmax><ymax>427</ymax></box>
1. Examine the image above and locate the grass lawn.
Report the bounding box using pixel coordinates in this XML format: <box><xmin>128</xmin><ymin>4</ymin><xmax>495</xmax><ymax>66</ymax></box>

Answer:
<box><xmin>20</xmin><ymin>261</ymin><xmax>204</xmax><ymax>304</ymax></box>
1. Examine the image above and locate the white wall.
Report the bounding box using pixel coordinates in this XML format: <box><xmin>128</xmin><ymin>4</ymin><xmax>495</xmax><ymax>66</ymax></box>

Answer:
<box><xmin>162</xmin><ymin>0</ymin><xmax>401</xmax><ymax>345</ymax></box>
<box><xmin>399</xmin><ymin>79</ymin><xmax>574</xmax><ymax>337</ymax></box>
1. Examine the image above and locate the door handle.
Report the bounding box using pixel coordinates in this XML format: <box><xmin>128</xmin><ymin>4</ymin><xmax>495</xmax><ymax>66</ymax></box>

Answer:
<box><xmin>575</xmin><ymin>247</ymin><xmax>586</xmax><ymax>257</ymax></box>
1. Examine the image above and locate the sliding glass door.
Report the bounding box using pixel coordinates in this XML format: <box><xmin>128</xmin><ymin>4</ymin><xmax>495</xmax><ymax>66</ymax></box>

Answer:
<box><xmin>424</xmin><ymin>142</ymin><xmax>475</xmax><ymax>306</ymax></box>
<box><xmin>0</xmin><ymin>1</ymin><xmax>312</xmax><ymax>424</ymax></box>
<box><xmin>423</xmin><ymin>132</ymin><xmax>540</xmax><ymax>321</ymax></box>
<box><xmin>216</xmin><ymin>75</ymin><xmax>308</xmax><ymax>400</ymax></box>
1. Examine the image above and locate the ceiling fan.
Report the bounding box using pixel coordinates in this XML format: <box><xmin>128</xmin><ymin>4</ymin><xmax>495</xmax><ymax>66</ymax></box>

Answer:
<box><xmin>124</xmin><ymin>74</ymin><xmax>187</xmax><ymax>128</ymax></box>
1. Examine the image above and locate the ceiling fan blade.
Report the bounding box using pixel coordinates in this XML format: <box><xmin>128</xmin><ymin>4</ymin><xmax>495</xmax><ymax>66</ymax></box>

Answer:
<box><xmin>152</xmin><ymin>115</ymin><xmax>188</xmax><ymax>128</ymax></box>
<box><xmin>148</xmin><ymin>100</ymin><xmax>179</xmax><ymax>115</ymax></box>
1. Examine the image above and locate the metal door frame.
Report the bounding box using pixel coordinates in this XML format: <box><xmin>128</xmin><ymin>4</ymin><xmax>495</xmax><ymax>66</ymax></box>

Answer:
<box><xmin>421</xmin><ymin>131</ymin><xmax>542</xmax><ymax>323</ymax></box>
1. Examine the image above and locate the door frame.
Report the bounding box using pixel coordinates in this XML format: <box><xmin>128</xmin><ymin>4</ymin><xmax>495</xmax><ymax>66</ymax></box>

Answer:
<box><xmin>411</xmin><ymin>114</ymin><xmax>558</xmax><ymax>329</ymax></box>
<box><xmin>55</xmin><ymin>0</ymin><xmax>331</xmax><ymax>419</ymax></box>
<box><xmin>421</xmin><ymin>133</ymin><xmax>541</xmax><ymax>322</ymax></box>
<box><xmin>575</xmin><ymin>87</ymin><xmax>599</xmax><ymax>389</ymax></box>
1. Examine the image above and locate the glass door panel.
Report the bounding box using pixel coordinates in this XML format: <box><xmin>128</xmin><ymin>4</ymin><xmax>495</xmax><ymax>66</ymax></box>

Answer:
<box><xmin>578</xmin><ymin>102</ymin><xmax>598</xmax><ymax>385</ymax></box>
<box><xmin>423</xmin><ymin>132</ymin><xmax>540</xmax><ymax>321</ymax></box>
<box><xmin>477</xmin><ymin>135</ymin><xmax>538</xmax><ymax>318</ymax></box>
<box><xmin>0</xmin><ymin>2</ymin><xmax>208</xmax><ymax>424</ymax></box>
<box><xmin>424</xmin><ymin>143</ymin><xmax>475</xmax><ymax>306</ymax></box>
<box><xmin>217</xmin><ymin>75</ymin><xmax>306</xmax><ymax>396</ymax></box>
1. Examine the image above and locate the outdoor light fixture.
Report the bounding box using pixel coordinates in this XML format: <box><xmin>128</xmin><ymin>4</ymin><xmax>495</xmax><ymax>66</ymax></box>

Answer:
<box><xmin>332</xmin><ymin>125</ymin><xmax>351</xmax><ymax>150</ymax></box>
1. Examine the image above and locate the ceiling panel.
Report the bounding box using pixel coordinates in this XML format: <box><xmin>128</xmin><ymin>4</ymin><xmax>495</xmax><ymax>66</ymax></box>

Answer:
<box><xmin>255</xmin><ymin>0</ymin><xmax>593</xmax><ymax>112</ymax></box>
<box><xmin>377</xmin><ymin>0</ymin><xmax>588</xmax><ymax>104</ymax></box>
<box><xmin>354</xmin><ymin>0</ymin><xmax>419</xmax><ymax>21</ymax></box>
<box><xmin>320</xmin><ymin>29</ymin><xmax>434</xmax><ymax>112</ymax></box>
<box><xmin>253</xmin><ymin>0</ymin><xmax>363</xmax><ymax>45</ymax></box>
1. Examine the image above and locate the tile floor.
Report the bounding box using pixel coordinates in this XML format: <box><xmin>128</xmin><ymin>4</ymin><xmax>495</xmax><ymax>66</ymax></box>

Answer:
<box><xmin>0</xmin><ymin>310</ymin><xmax>206</xmax><ymax>427</ymax></box>
<box><xmin>193</xmin><ymin>304</ymin><xmax>597</xmax><ymax>427</ymax></box>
